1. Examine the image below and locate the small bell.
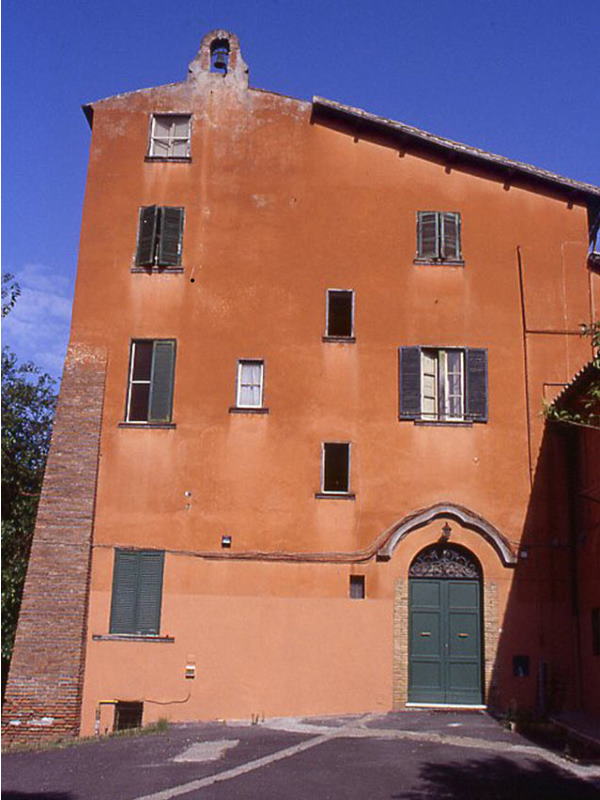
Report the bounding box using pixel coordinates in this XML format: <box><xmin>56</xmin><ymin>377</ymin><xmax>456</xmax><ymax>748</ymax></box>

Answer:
<box><xmin>212</xmin><ymin>47</ymin><xmax>229</xmax><ymax>72</ymax></box>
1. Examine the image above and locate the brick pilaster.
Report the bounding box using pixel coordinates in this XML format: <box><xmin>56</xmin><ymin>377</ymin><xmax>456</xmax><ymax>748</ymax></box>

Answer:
<box><xmin>2</xmin><ymin>344</ymin><xmax>107</xmax><ymax>746</ymax></box>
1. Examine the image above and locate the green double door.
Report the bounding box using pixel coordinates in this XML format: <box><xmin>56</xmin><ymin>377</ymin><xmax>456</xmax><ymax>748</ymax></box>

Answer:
<box><xmin>408</xmin><ymin>578</ymin><xmax>482</xmax><ymax>705</ymax></box>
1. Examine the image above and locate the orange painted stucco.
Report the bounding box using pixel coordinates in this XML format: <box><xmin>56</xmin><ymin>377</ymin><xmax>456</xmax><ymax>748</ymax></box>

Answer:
<box><xmin>59</xmin><ymin>33</ymin><xmax>599</xmax><ymax>734</ymax></box>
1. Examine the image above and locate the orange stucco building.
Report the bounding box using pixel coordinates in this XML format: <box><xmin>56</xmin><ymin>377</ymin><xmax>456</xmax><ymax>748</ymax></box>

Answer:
<box><xmin>4</xmin><ymin>30</ymin><xmax>599</xmax><ymax>743</ymax></box>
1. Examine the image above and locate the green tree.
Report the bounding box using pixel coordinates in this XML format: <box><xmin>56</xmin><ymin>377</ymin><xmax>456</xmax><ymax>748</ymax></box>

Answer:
<box><xmin>545</xmin><ymin>321</ymin><xmax>600</xmax><ymax>427</ymax></box>
<box><xmin>2</xmin><ymin>274</ymin><xmax>57</xmax><ymax>694</ymax></box>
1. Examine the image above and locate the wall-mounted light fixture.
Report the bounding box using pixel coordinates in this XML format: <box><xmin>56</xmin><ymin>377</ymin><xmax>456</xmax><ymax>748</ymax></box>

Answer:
<box><xmin>221</xmin><ymin>535</ymin><xmax>232</xmax><ymax>549</ymax></box>
<box><xmin>440</xmin><ymin>522</ymin><xmax>452</xmax><ymax>542</ymax></box>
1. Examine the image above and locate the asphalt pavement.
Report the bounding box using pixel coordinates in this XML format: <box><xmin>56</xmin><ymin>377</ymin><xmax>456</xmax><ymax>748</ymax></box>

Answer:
<box><xmin>3</xmin><ymin>711</ymin><xmax>600</xmax><ymax>799</ymax></box>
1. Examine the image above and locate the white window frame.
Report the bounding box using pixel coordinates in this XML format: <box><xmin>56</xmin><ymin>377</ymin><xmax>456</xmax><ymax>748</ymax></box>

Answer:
<box><xmin>148</xmin><ymin>114</ymin><xmax>191</xmax><ymax>159</ymax></box>
<box><xmin>126</xmin><ymin>340</ymin><xmax>152</xmax><ymax>423</ymax></box>
<box><xmin>325</xmin><ymin>288</ymin><xmax>355</xmax><ymax>338</ymax></box>
<box><xmin>420</xmin><ymin>349</ymin><xmax>465</xmax><ymax>421</ymax></box>
<box><xmin>321</xmin><ymin>441</ymin><xmax>351</xmax><ymax>494</ymax></box>
<box><xmin>236</xmin><ymin>360</ymin><xmax>264</xmax><ymax>409</ymax></box>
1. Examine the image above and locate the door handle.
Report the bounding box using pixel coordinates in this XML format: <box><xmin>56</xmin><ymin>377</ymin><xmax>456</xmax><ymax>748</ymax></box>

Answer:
<box><xmin>457</xmin><ymin>633</ymin><xmax>469</xmax><ymax>638</ymax></box>
<box><xmin>420</xmin><ymin>632</ymin><xmax>431</xmax><ymax>637</ymax></box>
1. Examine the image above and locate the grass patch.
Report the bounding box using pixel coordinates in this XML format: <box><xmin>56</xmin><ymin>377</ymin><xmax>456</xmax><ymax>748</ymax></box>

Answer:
<box><xmin>3</xmin><ymin>717</ymin><xmax>170</xmax><ymax>754</ymax></box>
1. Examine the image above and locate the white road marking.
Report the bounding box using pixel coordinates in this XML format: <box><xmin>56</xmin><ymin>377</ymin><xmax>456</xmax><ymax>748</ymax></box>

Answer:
<box><xmin>133</xmin><ymin>714</ymin><xmax>600</xmax><ymax>799</ymax></box>
<box><xmin>133</xmin><ymin>732</ymin><xmax>334</xmax><ymax>800</ymax></box>
<box><xmin>171</xmin><ymin>739</ymin><xmax>240</xmax><ymax>763</ymax></box>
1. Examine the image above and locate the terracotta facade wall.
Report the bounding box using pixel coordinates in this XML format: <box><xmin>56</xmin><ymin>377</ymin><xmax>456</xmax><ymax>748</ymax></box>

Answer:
<box><xmin>6</xmin><ymin>33</ymin><xmax>599</xmax><ymax>741</ymax></box>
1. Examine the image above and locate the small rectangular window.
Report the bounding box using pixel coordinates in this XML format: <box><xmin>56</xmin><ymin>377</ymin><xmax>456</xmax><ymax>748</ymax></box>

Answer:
<box><xmin>136</xmin><ymin>206</ymin><xmax>184</xmax><ymax>268</ymax></box>
<box><xmin>236</xmin><ymin>360</ymin><xmax>264</xmax><ymax>408</ymax></box>
<box><xmin>326</xmin><ymin>290</ymin><xmax>354</xmax><ymax>338</ymax></box>
<box><xmin>126</xmin><ymin>340</ymin><xmax>176</xmax><ymax>423</ymax></box>
<box><xmin>349</xmin><ymin>575</ymin><xmax>365</xmax><ymax>599</ymax></box>
<box><xmin>593</xmin><ymin>608</ymin><xmax>600</xmax><ymax>656</ymax></box>
<box><xmin>416</xmin><ymin>211</ymin><xmax>462</xmax><ymax>262</ymax></box>
<box><xmin>322</xmin><ymin>442</ymin><xmax>350</xmax><ymax>493</ymax></box>
<box><xmin>110</xmin><ymin>549</ymin><xmax>165</xmax><ymax>635</ymax></box>
<box><xmin>148</xmin><ymin>114</ymin><xmax>191</xmax><ymax>159</ymax></box>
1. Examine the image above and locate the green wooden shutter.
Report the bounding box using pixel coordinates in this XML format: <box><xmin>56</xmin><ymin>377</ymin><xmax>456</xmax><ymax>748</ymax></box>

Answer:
<box><xmin>417</xmin><ymin>212</ymin><xmax>439</xmax><ymax>259</ymax></box>
<box><xmin>441</xmin><ymin>213</ymin><xmax>461</xmax><ymax>260</ymax></box>
<box><xmin>399</xmin><ymin>347</ymin><xmax>422</xmax><ymax>419</ymax></box>
<box><xmin>157</xmin><ymin>207</ymin><xmax>184</xmax><ymax>266</ymax></box>
<box><xmin>136</xmin><ymin>551</ymin><xmax>165</xmax><ymax>634</ymax></box>
<box><xmin>148</xmin><ymin>340</ymin><xmax>176</xmax><ymax>422</ymax></box>
<box><xmin>136</xmin><ymin>206</ymin><xmax>158</xmax><ymax>266</ymax></box>
<box><xmin>465</xmin><ymin>348</ymin><xmax>488</xmax><ymax>422</ymax></box>
<box><xmin>110</xmin><ymin>550</ymin><xmax>140</xmax><ymax>634</ymax></box>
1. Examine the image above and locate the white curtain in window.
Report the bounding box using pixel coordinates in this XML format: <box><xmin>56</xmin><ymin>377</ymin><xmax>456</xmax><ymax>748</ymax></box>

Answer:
<box><xmin>239</xmin><ymin>362</ymin><xmax>263</xmax><ymax>406</ymax></box>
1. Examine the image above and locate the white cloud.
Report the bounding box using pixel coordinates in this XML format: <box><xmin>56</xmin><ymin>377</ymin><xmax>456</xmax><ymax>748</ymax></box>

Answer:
<box><xmin>2</xmin><ymin>263</ymin><xmax>75</xmax><ymax>378</ymax></box>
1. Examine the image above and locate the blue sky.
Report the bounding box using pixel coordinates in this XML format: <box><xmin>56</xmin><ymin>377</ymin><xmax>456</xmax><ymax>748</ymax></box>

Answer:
<box><xmin>3</xmin><ymin>0</ymin><xmax>600</xmax><ymax>379</ymax></box>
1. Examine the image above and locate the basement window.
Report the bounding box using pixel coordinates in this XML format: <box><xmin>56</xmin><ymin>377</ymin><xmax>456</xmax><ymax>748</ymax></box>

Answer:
<box><xmin>114</xmin><ymin>701</ymin><xmax>143</xmax><ymax>732</ymax></box>
<box><xmin>148</xmin><ymin>115</ymin><xmax>191</xmax><ymax>159</ymax></box>
<box><xmin>324</xmin><ymin>290</ymin><xmax>355</xmax><ymax>341</ymax></box>
<box><xmin>349</xmin><ymin>575</ymin><xmax>365</xmax><ymax>599</ymax></box>
<box><xmin>322</xmin><ymin>442</ymin><xmax>351</xmax><ymax>494</ymax></box>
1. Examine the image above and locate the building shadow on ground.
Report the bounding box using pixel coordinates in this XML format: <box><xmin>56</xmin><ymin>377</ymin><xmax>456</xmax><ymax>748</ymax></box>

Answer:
<box><xmin>2</xmin><ymin>793</ymin><xmax>74</xmax><ymax>800</ymax></box>
<box><xmin>392</xmin><ymin>754</ymin><xmax>599</xmax><ymax>800</ymax></box>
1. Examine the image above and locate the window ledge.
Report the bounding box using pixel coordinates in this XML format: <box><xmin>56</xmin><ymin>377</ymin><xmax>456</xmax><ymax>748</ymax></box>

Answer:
<box><xmin>322</xmin><ymin>335</ymin><xmax>356</xmax><ymax>343</ymax></box>
<box><xmin>131</xmin><ymin>266</ymin><xmax>184</xmax><ymax>274</ymax></box>
<box><xmin>118</xmin><ymin>422</ymin><xmax>176</xmax><ymax>429</ymax></box>
<box><xmin>92</xmin><ymin>634</ymin><xmax>174</xmax><ymax>643</ymax></box>
<box><xmin>413</xmin><ymin>420</ymin><xmax>474</xmax><ymax>427</ymax></box>
<box><xmin>413</xmin><ymin>259</ymin><xmax>465</xmax><ymax>267</ymax></box>
<box><xmin>228</xmin><ymin>407</ymin><xmax>270</xmax><ymax>414</ymax></box>
<box><xmin>145</xmin><ymin>156</ymin><xmax>191</xmax><ymax>163</ymax></box>
<box><xmin>314</xmin><ymin>492</ymin><xmax>356</xmax><ymax>500</ymax></box>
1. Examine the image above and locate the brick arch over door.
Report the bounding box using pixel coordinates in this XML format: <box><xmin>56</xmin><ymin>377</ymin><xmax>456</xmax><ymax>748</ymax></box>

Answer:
<box><xmin>377</xmin><ymin>502</ymin><xmax>517</xmax><ymax>566</ymax></box>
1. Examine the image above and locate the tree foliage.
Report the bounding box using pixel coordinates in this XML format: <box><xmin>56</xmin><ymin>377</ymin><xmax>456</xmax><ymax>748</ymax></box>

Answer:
<box><xmin>545</xmin><ymin>321</ymin><xmax>600</xmax><ymax>427</ymax></box>
<box><xmin>1</xmin><ymin>274</ymin><xmax>57</xmax><ymax>686</ymax></box>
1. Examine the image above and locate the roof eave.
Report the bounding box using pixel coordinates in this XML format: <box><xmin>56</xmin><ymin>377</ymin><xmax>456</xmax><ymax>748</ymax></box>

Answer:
<box><xmin>312</xmin><ymin>96</ymin><xmax>600</xmax><ymax>202</ymax></box>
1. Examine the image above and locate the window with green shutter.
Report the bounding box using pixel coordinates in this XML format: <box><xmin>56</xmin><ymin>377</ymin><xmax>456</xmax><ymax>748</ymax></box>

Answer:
<box><xmin>110</xmin><ymin>549</ymin><xmax>165</xmax><ymax>635</ymax></box>
<box><xmin>126</xmin><ymin>339</ymin><xmax>176</xmax><ymax>423</ymax></box>
<box><xmin>135</xmin><ymin>206</ymin><xmax>184</xmax><ymax>268</ymax></box>
<box><xmin>416</xmin><ymin>211</ymin><xmax>463</xmax><ymax>263</ymax></box>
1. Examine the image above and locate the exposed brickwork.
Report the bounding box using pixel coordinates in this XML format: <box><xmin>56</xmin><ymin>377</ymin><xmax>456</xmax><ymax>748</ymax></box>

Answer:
<box><xmin>393</xmin><ymin>577</ymin><xmax>500</xmax><ymax>709</ymax></box>
<box><xmin>392</xmin><ymin>579</ymin><xmax>409</xmax><ymax>709</ymax></box>
<box><xmin>2</xmin><ymin>345</ymin><xmax>107</xmax><ymax>746</ymax></box>
<box><xmin>483</xmin><ymin>581</ymin><xmax>500</xmax><ymax>708</ymax></box>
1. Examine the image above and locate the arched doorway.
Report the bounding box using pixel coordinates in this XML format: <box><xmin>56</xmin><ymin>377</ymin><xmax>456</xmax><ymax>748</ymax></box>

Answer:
<box><xmin>408</xmin><ymin>544</ymin><xmax>483</xmax><ymax>705</ymax></box>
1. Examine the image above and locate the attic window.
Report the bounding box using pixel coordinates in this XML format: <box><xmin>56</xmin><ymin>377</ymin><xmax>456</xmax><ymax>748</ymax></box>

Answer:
<box><xmin>210</xmin><ymin>39</ymin><xmax>230</xmax><ymax>73</ymax></box>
